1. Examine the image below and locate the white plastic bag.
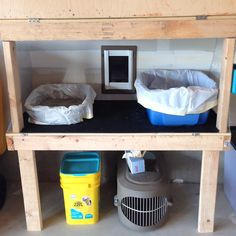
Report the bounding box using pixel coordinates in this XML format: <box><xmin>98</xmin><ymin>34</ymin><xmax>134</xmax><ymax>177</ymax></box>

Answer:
<box><xmin>25</xmin><ymin>84</ymin><xmax>96</xmax><ymax>125</ymax></box>
<box><xmin>135</xmin><ymin>69</ymin><xmax>218</xmax><ymax>115</ymax></box>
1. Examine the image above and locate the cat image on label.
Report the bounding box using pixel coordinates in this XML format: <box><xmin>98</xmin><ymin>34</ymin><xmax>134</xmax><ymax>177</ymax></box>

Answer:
<box><xmin>82</xmin><ymin>196</ymin><xmax>92</xmax><ymax>206</ymax></box>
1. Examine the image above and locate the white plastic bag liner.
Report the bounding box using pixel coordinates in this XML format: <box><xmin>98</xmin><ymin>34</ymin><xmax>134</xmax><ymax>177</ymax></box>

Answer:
<box><xmin>25</xmin><ymin>84</ymin><xmax>96</xmax><ymax>125</ymax></box>
<box><xmin>135</xmin><ymin>69</ymin><xmax>218</xmax><ymax>115</ymax></box>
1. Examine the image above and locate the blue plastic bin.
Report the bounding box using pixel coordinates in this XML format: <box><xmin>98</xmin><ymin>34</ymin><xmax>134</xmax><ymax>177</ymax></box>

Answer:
<box><xmin>146</xmin><ymin>109</ymin><xmax>209</xmax><ymax>126</ymax></box>
<box><xmin>60</xmin><ymin>152</ymin><xmax>100</xmax><ymax>176</ymax></box>
<box><xmin>231</xmin><ymin>65</ymin><xmax>236</xmax><ymax>94</ymax></box>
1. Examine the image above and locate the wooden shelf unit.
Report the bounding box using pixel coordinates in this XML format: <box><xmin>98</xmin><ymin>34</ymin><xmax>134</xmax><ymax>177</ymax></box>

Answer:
<box><xmin>1</xmin><ymin>0</ymin><xmax>236</xmax><ymax>233</ymax></box>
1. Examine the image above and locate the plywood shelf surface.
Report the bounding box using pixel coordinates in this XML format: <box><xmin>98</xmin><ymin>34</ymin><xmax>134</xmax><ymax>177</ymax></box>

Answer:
<box><xmin>6</xmin><ymin>100</ymin><xmax>230</xmax><ymax>151</ymax></box>
<box><xmin>22</xmin><ymin>100</ymin><xmax>219</xmax><ymax>134</ymax></box>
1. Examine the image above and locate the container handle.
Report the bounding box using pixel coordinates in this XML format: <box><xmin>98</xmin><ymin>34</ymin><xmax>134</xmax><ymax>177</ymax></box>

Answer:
<box><xmin>114</xmin><ymin>195</ymin><xmax>120</xmax><ymax>207</ymax></box>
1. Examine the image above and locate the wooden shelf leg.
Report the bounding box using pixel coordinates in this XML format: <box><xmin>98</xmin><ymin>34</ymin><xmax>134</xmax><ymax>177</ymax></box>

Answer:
<box><xmin>198</xmin><ymin>151</ymin><xmax>220</xmax><ymax>233</ymax></box>
<box><xmin>2</xmin><ymin>41</ymin><xmax>24</xmax><ymax>133</ymax></box>
<box><xmin>216</xmin><ymin>38</ymin><xmax>235</xmax><ymax>132</ymax></box>
<box><xmin>18</xmin><ymin>150</ymin><xmax>42</xmax><ymax>231</ymax></box>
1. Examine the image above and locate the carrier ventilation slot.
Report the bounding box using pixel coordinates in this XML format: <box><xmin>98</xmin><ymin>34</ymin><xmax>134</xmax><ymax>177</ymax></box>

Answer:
<box><xmin>121</xmin><ymin>196</ymin><xmax>168</xmax><ymax>227</ymax></box>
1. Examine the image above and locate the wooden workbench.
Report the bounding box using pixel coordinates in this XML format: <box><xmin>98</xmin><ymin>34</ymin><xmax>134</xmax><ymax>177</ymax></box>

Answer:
<box><xmin>0</xmin><ymin>0</ymin><xmax>235</xmax><ymax>233</ymax></box>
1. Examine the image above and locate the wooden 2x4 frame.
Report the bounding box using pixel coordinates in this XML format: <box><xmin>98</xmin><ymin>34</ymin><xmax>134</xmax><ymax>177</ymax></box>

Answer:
<box><xmin>1</xmin><ymin>0</ymin><xmax>236</xmax><ymax>233</ymax></box>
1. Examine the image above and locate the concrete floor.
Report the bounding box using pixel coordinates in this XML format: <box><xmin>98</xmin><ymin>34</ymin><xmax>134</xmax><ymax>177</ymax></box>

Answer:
<box><xmin>0</xmin><ymin>183</ymin><xmax>235</xmax><ymax>236</ymax></box>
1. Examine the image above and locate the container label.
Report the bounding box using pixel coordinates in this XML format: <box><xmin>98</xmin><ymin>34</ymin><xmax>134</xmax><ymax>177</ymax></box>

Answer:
<box><xmin>74</xmin><ymin>200</ymin><xmax>83</xmax><ymax>208</ymax></box>
<box><xmin>85</xmin><ymin>213</ymin><xmax>93</xmax><ymax>219</ymax></box>
<box><xmin>66</xmin><ymin>188</ymin><xmax>97</xmax><ymax>222</ymax></box>
<box><xmin>71</xmin><ymin>209</ymin><xmax>83</xmax><ymax>219</ymax></box>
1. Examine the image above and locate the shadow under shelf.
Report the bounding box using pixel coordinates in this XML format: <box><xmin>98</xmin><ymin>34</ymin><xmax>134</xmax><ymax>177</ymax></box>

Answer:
<box><xmin>230</xmin><ymin>127</ymin><xmax>236</xmax><ymax>149</ymax></box>
<box><xmin>22</xmin><ymin>100</ymin><xmax>218</xmax><ymax>133</ymax></box>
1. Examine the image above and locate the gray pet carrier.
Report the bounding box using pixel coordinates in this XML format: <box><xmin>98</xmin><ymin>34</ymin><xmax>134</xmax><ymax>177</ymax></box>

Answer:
<box><xmin>114</xmin><ymin>152</ymin><xmax>170</xmax><ymax>231</ymax></box>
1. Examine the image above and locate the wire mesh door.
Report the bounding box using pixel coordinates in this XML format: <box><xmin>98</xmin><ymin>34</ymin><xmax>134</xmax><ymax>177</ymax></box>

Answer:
<box><xmin>121</xmin><ymin>196</ymin><xmax>168</xmax><ymax>227</ymax></box>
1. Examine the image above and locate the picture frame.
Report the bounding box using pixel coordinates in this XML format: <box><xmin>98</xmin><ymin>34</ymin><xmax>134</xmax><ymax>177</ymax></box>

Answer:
<box><xmin>101</xmin><ymin>45</ymin><xmax>137</xmax><ymax>94</ymax></box>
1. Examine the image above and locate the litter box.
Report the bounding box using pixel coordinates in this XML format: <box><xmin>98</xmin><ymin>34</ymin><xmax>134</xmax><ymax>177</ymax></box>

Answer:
<box><xmin>24</xmin><ymin>84</ymin><xmax>96</xmax><ymax>125</ymax></box>
<box><xmin>146</xmin><ymin>109</ymin><xmax>209</xmax><ymax>126</ymax></box>
<box><xmin>135</xmin><ymin>69</ymin><xmax>218</xmax><ymax>126</ymax></box>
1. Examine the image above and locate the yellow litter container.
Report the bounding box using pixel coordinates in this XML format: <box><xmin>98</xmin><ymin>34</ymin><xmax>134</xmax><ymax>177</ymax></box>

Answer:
<box><xmin>60</xmin><ymin>152</ymin><xmax>101</xmax><ymax>225</ymax></box>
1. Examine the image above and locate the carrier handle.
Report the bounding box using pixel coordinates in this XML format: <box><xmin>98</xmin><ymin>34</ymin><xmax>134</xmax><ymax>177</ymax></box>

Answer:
<box><xmin>114</xmin><ymin>195</ymin><xmax>120</xmax><ymax>207</ymax></box>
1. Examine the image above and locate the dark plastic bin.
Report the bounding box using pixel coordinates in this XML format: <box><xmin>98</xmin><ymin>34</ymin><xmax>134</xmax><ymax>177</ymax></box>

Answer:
<box><xmin>224</xmin><ymin>127</ymin><xmax>236</xmax><ymax>213</ymax></box>
<box><xmin>0</xmin><ymin>174</ymin><xmax>6</xmax><ymax>209</ymax></box>
<box><xmin>146</xmin><ymin>109</ymin><xmax>209</xmax><ymax>126</ymax></box>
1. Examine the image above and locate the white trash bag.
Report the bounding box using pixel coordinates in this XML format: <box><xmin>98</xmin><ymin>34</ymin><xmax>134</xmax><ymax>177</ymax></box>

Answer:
<box><xmin>134</xmin><ymin>69</ymin><xmax>218</xmax><ymax>115</ymax></box>
<box><xmin>25</xmin><ymin>84</ymin><xmax>96</xmax><ymax>125</ymax></box>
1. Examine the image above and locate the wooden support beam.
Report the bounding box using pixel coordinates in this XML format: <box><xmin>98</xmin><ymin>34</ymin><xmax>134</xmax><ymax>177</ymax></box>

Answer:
<box><xmin>18</xmin><ymin>150</ymin><xmax>42</xmax><ymax>231</ymax></box>
<box><xmin>0</xmin><ymin>0</ymin><xmax>236</xmax><ymax>19</ymax></box>
<box><xmin>198</xmin><ymin>151</ymin><xmax>220</xmax><ymax>233</ymax></box>
<box><xmin>6</xmin><ymin>132</ymin><xmax>231</xmax><ymax>151</ymax></box>
<box><xmin>217</xmin><ymin>38</ymin><xmax>236</xmax><ymax>132</ymax></box>
<box><xmin>1</xmin><ymin>19</ymin><xmax>236</xmax><ymax>41</ymax></box>
<box><xmin>2</xmin><ymin>41</ymin><xmax>23</xmax><ymax>132</ymax></box>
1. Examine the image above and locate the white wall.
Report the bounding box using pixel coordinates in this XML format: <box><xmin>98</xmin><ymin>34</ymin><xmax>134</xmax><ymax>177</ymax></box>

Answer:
<box><xmin>0</xmin><ymin>42</ymin><xmax>33</xmax><ymax>121</ymax></box>
<box><xmin>26</xmin><ymin>39</ymin><xmax>219</xmax><ymax>95</ymax></box>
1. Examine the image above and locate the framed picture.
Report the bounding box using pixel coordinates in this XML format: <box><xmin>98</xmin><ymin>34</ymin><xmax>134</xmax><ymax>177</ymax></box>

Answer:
<box><xmin>101</xmin><ymin>46</ymin><xmax>137</xmax><ymax>94</ymax></box>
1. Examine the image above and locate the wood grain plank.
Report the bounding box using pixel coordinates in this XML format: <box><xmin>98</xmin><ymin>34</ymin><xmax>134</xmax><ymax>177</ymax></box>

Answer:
<box><xmin>2</xmin><ymin>41</ymin><xmax>23</xmax><ymax>132</ymax></box>
<box><xmin>0</xmin><ymin>0</ymin><xmax>236</xmax><ymax>19</ymax></box>
<box><xmin>198</xmin><ymin>151</ymin><xmax>220</xmax><ymax>233</ymax></box>
<box><xmin>217</xmin><ymin>39</ymin><xmax>236</xmax><ymax>132</ymax></box>
<box><xmin>1</xmin><ymin>19</ymin><xmax>236</xmax><ymax>40</ymax></box>
<box><xmin>6</xmin><ymin>133</ymin><xmax>230</xmax><ymax>151</ymax></box>
<box><xmin>18</xmin><ymin>150</ymin><xmax>42</xmax><ymax>231</ymax></box>
<box><xmin>0</xmin><ymin>78</ymin><xmax>6</xmax><ymax>154</ymax></box>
